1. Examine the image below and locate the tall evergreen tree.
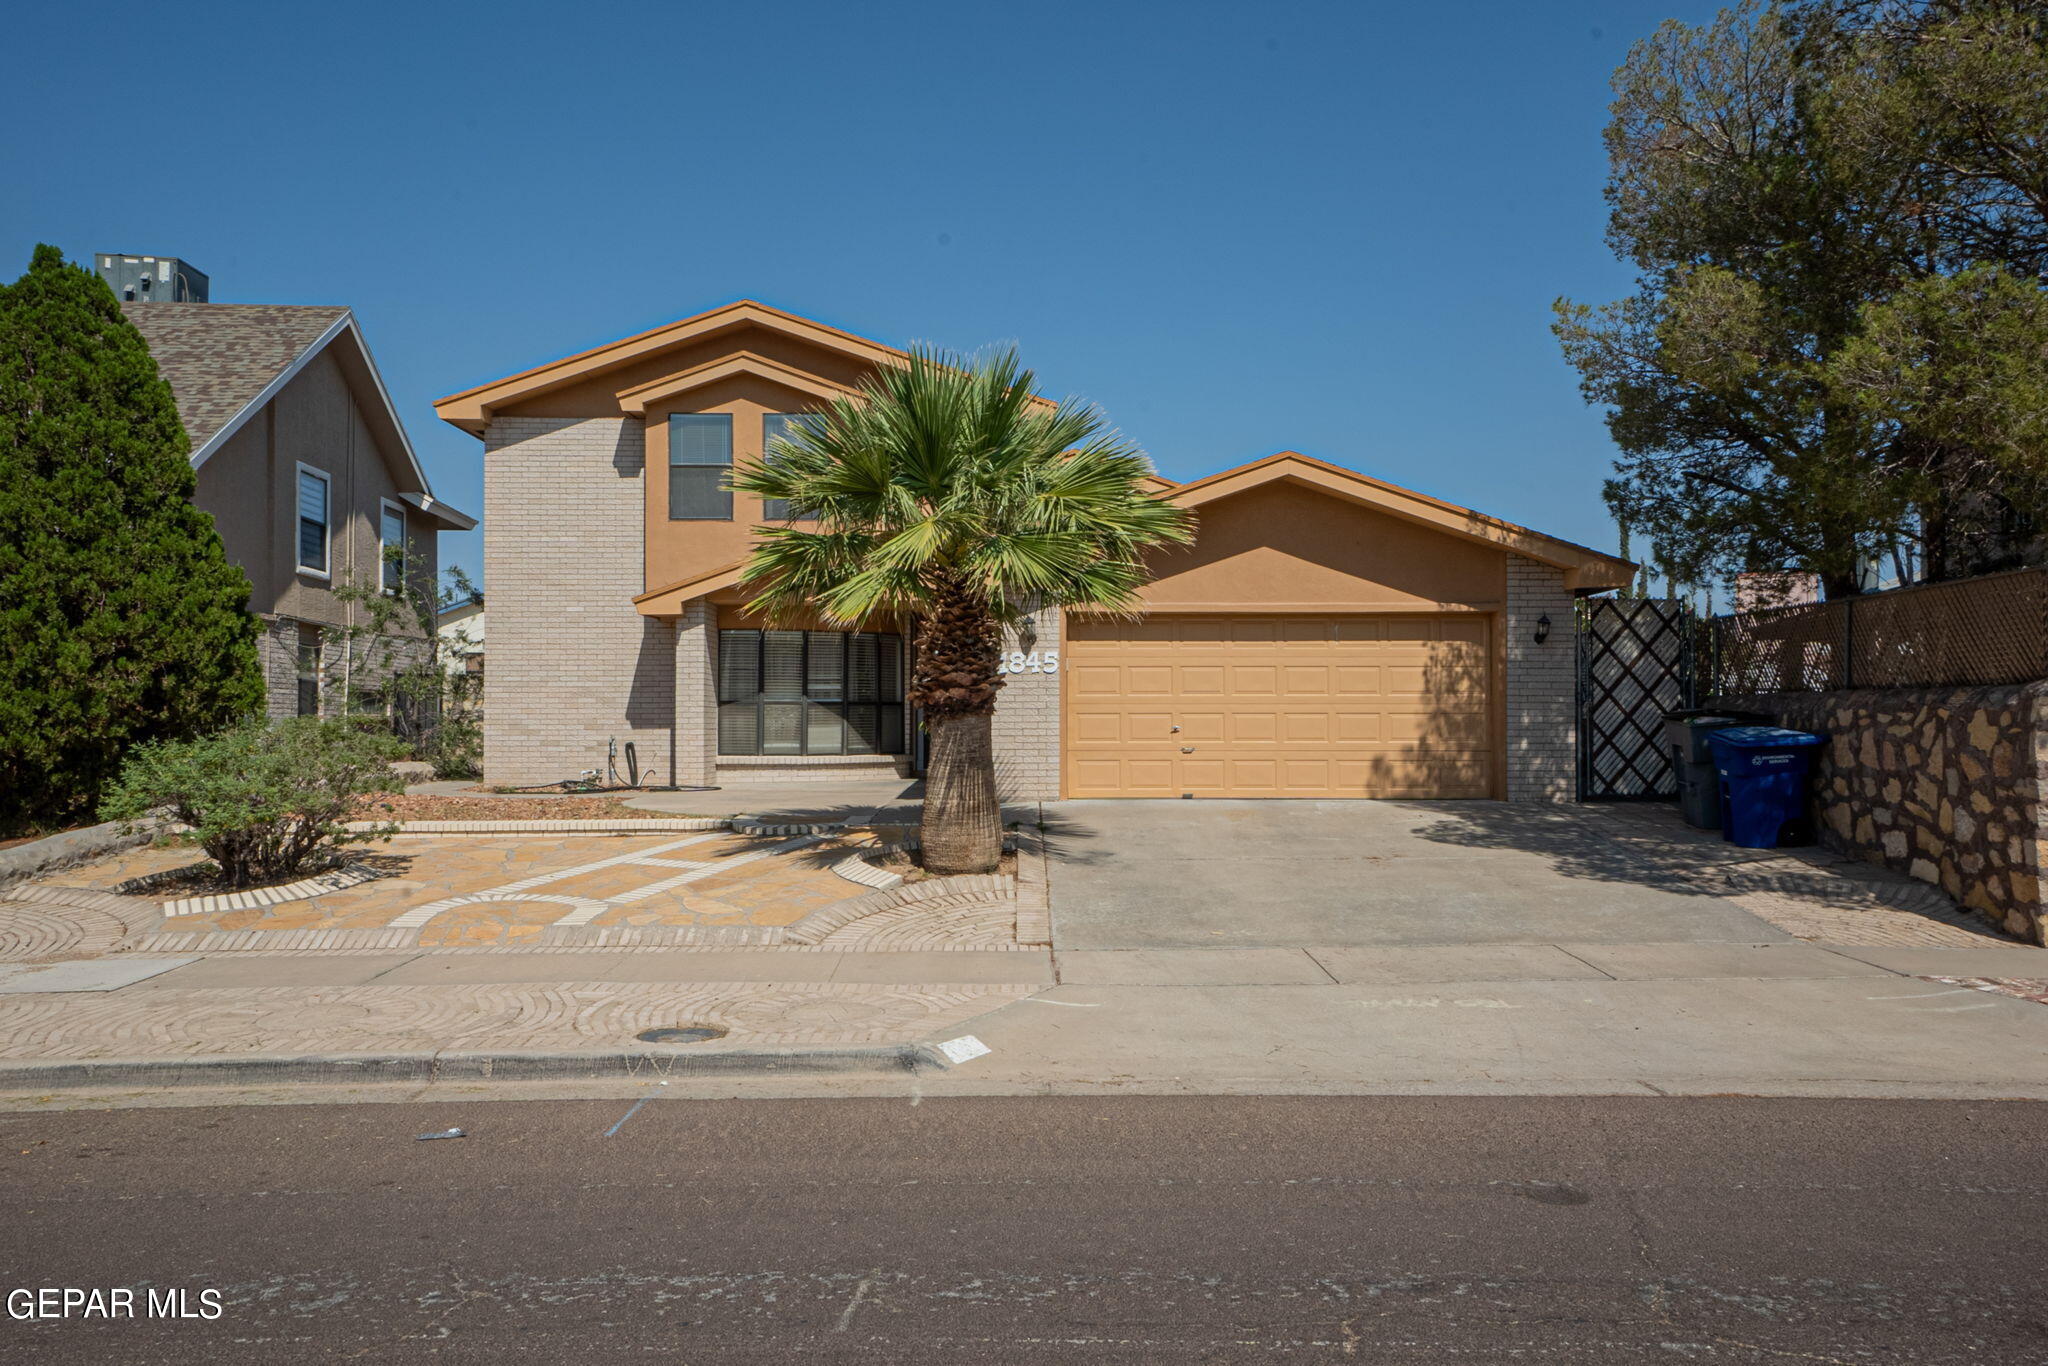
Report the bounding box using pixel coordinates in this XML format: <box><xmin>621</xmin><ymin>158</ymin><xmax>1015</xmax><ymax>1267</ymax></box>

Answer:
<box><xmin>0</xmin><ymin>244</ymin><xmax>263</xmax><ymax>833</ymax></box>
<box><xmin>1555</xmin><ymin>1</ymin><xmax>2048</xmax><ymax>597</ymax></box>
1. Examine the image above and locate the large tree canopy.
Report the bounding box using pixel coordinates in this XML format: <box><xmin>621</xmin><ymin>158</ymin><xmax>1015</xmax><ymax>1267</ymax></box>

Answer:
<box><xmin>0</xmin><ymin>245</ymin><xmax>263</xmax><ymax>833</ymax></box>
<box><xmin>1556</xmin><ymin>0</ymin><xmax>2048</xmax><ymax>597</ymax></box>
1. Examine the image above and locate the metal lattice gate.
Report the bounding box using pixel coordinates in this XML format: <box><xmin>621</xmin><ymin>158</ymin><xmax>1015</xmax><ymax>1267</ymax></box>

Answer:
<box><xmin>1578</xmin><ymin>598</ymin><xmax>1697</xmax><ymax>801</ymax></box>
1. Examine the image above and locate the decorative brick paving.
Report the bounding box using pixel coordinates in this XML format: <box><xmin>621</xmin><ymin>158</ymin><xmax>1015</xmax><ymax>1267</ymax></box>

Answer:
<box><xmin>0</xmin><ymin>980</ymin><xmax>1037</xmax><ymax>1059</ymax></box>
<box><xmin>0</xmin><ymin>900</ymin><xmax>128</xmax><ymax>964</ymax></box>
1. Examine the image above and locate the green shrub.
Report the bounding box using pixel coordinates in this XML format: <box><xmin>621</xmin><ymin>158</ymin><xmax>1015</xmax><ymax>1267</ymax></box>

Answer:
<box><xmin>417</xmin><ymin>711</ymin><xmax>482</xmax><ymax>780</ymax></box>
<box><xmin>100</xmin><ymin>717</ymin><xmax>403</xmax><ymax>888</ymax></box>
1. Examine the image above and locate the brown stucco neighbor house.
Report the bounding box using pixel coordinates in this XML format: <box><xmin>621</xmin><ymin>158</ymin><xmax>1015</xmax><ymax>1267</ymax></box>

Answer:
<box><xmin>125</xmin><ymin>303</ymin><xmax>476</xmax><ymax>718</ymax></box>
<box><xmin>434</xmin><ymin>301</ymin><xmax>1631</xmax><ymax>801</ymax></box>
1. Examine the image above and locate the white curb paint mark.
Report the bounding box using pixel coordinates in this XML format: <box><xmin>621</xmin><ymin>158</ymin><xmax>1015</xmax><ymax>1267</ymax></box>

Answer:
<box><xmin>836</xmin><ymin>1276</ymin><xmax>876</xmax><ymax>1332</ymax></box>
<box><xmin>935</xmin><ymin>1035</ymin><xmax>992</xmax><ymax>1065</ymax></box>
<box><xmin>1866</xmin><ymin>988</ymin><xmax>1978</xmax><ymax>1000</ymax></box>
<box><xmin>1021</xmin><ymin>998</ymin><xmax>1101</xmax><ymax>1008</ymax></box>
<box><xmin>1921</xmin><ymin>1003</ymin><xmax>2000</xmax><ymax>1012</ymax></box>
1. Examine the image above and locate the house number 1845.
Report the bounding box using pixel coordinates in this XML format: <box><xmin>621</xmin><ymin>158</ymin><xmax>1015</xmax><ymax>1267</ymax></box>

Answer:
<box><xmin>998</xmin><ymin>650</ymin><xmax>1059</xmax><ymax>675</ymax></box>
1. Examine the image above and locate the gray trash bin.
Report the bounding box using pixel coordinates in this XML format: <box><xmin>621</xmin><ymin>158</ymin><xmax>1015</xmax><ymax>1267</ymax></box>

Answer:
<box><xmin>1663</xmin><ymin>710</ymin><xmax>1769</xmax><ymax>829</ymax></box>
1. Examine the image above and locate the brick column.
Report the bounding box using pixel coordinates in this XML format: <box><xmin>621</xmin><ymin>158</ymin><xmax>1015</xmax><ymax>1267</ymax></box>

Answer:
<box><xmin>673</xmin><ymin>598</ymin><xmax>718</xmax><ymax>787</ymax></box>
<box><xmin>990</xmin><ymin>608</ymin><xmax>1063</xmax><ymax>800</ymax></box>
<box><xmin>1505</xmin><ymin>555</ymin><xmax>1577</xmax><ymax>802</ymax></box>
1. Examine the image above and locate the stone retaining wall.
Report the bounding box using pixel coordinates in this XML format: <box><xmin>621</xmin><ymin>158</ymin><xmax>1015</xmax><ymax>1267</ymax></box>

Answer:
<box><xmin>1714</xmin><ymin>684</ymin><xmax>2047</xmax><ymax>944</ymax></box>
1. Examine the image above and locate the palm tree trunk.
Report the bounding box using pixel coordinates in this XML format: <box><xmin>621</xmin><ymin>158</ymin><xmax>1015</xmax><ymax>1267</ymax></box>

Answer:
<box><xmin>922</xmin><ymin>711</ymin><xmax>1001</xmax><ymax>874</ymax></box>
<box><xmin>911</xmin><ymin>572</ymin><xmax>1004</xmax><ymax>874</ymax></box>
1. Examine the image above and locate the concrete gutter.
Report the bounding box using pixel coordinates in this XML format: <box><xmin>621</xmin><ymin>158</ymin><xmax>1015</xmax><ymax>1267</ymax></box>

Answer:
<box><xmin>0</xmin><ymin>817</ymin><xmax>162</xmax><ymax>893</ymax></box>
<box><xmin>0</xmin><ymin>1043</ymin><xmax>953</xmax><ymax>1091</ymax></box>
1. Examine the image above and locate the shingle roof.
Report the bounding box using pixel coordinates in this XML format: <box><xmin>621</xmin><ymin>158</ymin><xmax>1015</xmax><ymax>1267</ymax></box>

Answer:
<box><xmin>121</xmin><ymin>303</ymin><xmax>350</xmax><ymax>449</ymax></box>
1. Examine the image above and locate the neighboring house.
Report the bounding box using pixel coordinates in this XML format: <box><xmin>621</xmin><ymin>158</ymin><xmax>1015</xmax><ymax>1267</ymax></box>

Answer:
<box><xmin>434</xmin><ymin>301</ymin><xmax>1631</xmax><ymax>800</ymax></box>
<box><xmin>438</xmin><ymin>599</ymin><xmax>485</xmax><ymax>681</ymax></box>
<box><xmin>122</xmin><ymin>300</ymin><xmax>476</xmax><ymax>719</ymax></box>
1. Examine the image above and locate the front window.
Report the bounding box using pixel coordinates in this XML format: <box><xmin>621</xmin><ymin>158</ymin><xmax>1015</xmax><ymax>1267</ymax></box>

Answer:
<box><xmin>668</xmin><ymin>414</ymin><xmax>733</xmax><ymax>520</ymax></box>
<box><xmin>717</xmin><ymin>629</ymin><xmax>905</xmax><ymax>755</ymax></box>
<box><xmin>296</xmin><ymin>466</ymin><xmax>330</xmax><ymax>575</ymax></box>
<box><xmin>379</xmin><ymin>501</ymin><xmax>406</xmax><ymax>593</ymax></box>
<box><xmin>760</xmin><ymin>413</ymin><xmax>817</xmax><ymax>521</ymax></box>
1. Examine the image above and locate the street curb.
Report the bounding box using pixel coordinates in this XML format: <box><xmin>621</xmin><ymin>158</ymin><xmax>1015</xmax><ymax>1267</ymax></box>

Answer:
<box><xmin>0</xmin><ymin>1043</ymin><xmax>951</xmax><ymax>1090</ymax></box>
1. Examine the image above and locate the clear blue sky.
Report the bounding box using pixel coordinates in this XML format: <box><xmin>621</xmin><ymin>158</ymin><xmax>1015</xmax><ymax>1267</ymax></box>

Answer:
<box><xmin>4</xmin><ymin>0</ymin><xmax>1721</xmax><ymax>584</ymax></box>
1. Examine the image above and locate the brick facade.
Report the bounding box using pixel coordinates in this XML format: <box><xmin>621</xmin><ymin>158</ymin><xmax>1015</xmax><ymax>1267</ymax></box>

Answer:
<box><xmin>992</xmin><ymin>612</ymin><xmax>1062</xmax><ymax>800</ymax></box>
<box><xmin>482</xmin><ymin>417</ymin><xmax>675</xmax><ymax>787</ymax></box>
<box><xmin>1505</xmin><ymin>555</ymin><xmax>1577</xmax><ymax>802</ymax></box>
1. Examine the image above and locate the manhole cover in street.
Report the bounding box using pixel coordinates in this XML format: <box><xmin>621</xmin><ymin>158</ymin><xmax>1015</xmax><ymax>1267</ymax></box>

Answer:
<box><xmin>636</xmin><ymin>1025</ymin><xmax>728</xmax><ymax>1044</ymax></box>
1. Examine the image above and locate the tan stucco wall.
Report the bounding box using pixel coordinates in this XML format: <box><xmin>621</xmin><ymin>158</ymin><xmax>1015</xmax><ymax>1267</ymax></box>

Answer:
<box><xmin>643</xmin><ymin>373</ymin><xmax>843</xmax><ymax>593</ymax></box>
<box><xmin>193</xmin><ymin>347</ymin><xmax>438</xmax><ymax>629</ymax></box>
<box><xmin>1140</xmin><ymin>481</ymin><xmax>1508</xmax><ymax>612</ymax></box>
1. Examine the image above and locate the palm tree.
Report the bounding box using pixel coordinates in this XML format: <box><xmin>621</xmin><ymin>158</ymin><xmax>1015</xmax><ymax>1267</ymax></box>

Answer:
<box><xmin>730</xmin><ymin>347</ymin><xmax>1191</xmax><ymax>873</ymax></box>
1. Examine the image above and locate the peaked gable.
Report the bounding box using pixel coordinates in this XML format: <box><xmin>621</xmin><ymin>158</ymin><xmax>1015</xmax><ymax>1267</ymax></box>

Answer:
<box><xmin>1169</xmin><ymin>452</ymin><xmax>1631</xmax><ymax>592</ymax></box>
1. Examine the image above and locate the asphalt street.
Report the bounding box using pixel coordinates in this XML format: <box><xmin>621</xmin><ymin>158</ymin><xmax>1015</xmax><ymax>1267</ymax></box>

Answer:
<box><xmin>2</xmin><ymin>1095</ymin><xmax>2044</xmax><ymax>1362</ymax></box>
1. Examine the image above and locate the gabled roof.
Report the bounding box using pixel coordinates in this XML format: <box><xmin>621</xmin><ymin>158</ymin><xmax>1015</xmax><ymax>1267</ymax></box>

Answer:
<box><xmin>124</xmin><ymin>303</ymin><xmax>474</xmax><ymax>531</ymax></box>
<box><xmin>1170</xmin><ymin>451</ymin><xmax>1633</xmax><ymax>592</ymax></box>
<box><xmin>434</xmin><ymin>298</ymin><xmax>1056</xmax><ymax>435</ymax></box>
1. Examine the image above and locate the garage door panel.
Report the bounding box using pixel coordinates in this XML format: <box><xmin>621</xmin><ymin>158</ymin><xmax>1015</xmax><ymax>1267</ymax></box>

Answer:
<box><xmin>1066</xmin><ymin>613</ymin><xmax>1495</xmax><ymax>799</ymax></box>
<box><xmin>1283</xmin><ymin>665</ymin><xmax>1330</xmax><ymax>694</ymax></box>
<box><xmin>1283</xmin><ymin>712</ymin><xmax>1330</xmax><ymax>743</ymax></box>
<box><xmin>1233</xmin><ymin>712</ymin><xmax>1278</xmax><ymax>742</ymax></box>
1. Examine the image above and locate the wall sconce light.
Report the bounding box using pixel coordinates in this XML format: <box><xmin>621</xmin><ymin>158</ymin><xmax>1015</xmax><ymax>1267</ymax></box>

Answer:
<box><xmin>1534</xmin><ymin>613</ymin><xmax>1552</xmax><ymax>645</ymax></box>
<box><xmin>1018</xmin><ymin>614</ymin><xmax>1038</xmax><ymax>650</ymax></box>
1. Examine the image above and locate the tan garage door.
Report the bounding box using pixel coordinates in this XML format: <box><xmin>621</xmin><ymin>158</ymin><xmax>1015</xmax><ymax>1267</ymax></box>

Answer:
<box><xmin>1064</xmin><ymin>614</ymin><xmax>1495</xmax><ymax>799</ymax></box>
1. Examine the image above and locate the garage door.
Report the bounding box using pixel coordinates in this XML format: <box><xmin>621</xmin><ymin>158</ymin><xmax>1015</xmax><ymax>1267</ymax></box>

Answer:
<box><xmin>1064</xmin><ymin>614</ymin><xmax>1495</xmax><ymax>799</ymax></box>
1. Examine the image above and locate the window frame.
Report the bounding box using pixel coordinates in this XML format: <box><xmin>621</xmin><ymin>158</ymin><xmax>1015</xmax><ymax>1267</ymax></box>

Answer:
<box><xmin>760</xmin><ymin>413</ymin><xmax>818</xmax><ymax>522</ymax></box>
<box><xmin>716</xmin><ymin>629</ymin><xmax>905</xmax><ymax>756</ymax></box>
<box><xmin>667</xmin><ymin>412</ymin><xmax>734</xmax><ymax>521</ymax></box>
<box><xmin>378</xmin><ymin>498</ymin><xmax>408</xmax><ymax>595</ymax></box>
<box><xmin>295</xmin><ymin>463</ymin><xmax>332</xmax><ymax>579</ymax></box>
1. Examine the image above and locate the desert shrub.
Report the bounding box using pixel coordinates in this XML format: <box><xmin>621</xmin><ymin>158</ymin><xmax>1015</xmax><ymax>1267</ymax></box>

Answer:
<box><xmin>100</xmin><ymin>717</ymin><xmax>402</xmax><ymax>887</ymax></box>
<box><xmin>417</xmin><ymin>710</ymin><xmax>481</xmax><ymax>780</ymax></box>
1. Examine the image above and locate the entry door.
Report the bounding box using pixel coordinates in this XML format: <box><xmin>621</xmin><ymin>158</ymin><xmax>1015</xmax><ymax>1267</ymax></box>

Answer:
<box><xmin>1064</xmin><ymin>614</ymin><xmax>1494</xmax><ymax>798</ymax></box>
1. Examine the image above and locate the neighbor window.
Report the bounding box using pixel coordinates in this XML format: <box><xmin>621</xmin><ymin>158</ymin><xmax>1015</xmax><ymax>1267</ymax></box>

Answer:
<box><xmin>717</xmin><ymin>629</ymin><xmax>905</xmax><ymax>756</ymax></box>
<box><xmin>760</xmin><ymin>413</ymin><xmax>818</xmax><ymax>521</ymax></box>
<box><xmin>379</xmin><ymin>501</ymin><xmax>407</xmax><ymax>594</ymax></box>
<box><xmin>296</xmin><ymin>466</ymin><xmax>330</xmax><ymax>575</ymax></box>
<box><xmin>668</xmin><ymin>414</ymin><xmax>733</xmax><ymax>519</ymax></box>
<box><xmin>296</xmin><ymin>625</ymin><xmax>322</xmax><ymax>717</ymax></box>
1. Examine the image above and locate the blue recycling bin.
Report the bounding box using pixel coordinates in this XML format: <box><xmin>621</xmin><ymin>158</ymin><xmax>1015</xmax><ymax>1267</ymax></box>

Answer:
<box><xmin>1704</xmin><ymin>726</ymin><xmax>1826</xmax><ymax>849</ymax></box>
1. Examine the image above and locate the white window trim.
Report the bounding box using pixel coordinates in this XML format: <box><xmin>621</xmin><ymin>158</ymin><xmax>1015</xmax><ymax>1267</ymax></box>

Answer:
<box><xmin>295</xmin><ymin>463</ymin><xmax>332</xmax><ymax>580</ymax></box>
<box><xmin>379</xmin><ymin>497</ymin><xmax>408</xmax><ymax>594</ymax></box>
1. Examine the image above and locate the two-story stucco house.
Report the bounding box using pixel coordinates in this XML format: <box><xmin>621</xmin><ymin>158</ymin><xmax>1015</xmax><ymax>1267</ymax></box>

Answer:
<box><xmin>434</xmin><ymin>301</ymin><xmax>1630</xmax><ymax>801</ymax></box>
<box><xmin>124</xmin><ymin>303</ymin><xmax>475</xmax><ymax>718</ymax></box>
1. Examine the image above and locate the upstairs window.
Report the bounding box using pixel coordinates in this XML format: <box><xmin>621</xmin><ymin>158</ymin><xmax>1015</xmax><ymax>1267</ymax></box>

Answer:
<box><xmin>296</xmin><ymin>466</ymin><xmax>330</xmax><ymax>575</ymax></box>
<box><xmin>668</xmin><ymin>414</ymin><xmax>733</xmax><ymax>520</ymax></box>
<box><xmin>379</xmin><ymin>500</ymin><xmax>407</xmax><ymax>594</ymax></box>
<box><xmin>761</xmin><ymin>413</ymin><xmax>818</xmax><ymax>521</ymax></box>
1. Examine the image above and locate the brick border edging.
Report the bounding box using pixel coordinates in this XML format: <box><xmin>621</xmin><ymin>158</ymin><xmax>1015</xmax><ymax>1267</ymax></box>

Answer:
<box><xmin>0</xmin><ymin>1042</ymin><xmax>954</xmax><ymax>1091</ymax></box>
<box><xmin>119</xmin><ymin>860</ymin><xmax>394</xmax><ymax>918</ymax></box>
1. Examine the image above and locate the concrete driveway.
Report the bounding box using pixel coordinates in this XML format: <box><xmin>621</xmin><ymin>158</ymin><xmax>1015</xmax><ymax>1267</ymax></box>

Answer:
<box><xmin>1041</xmin><ymin>799</ymin><xmax>1798</xmax><ymax>950</ymax></box>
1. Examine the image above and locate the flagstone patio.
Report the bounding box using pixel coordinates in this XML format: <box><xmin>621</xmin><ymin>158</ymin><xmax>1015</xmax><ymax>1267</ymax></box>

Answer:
<box><xmin>36</xmin><ymin>831</ymin><xmax>865</xmax><ymax>946</ymax></box>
